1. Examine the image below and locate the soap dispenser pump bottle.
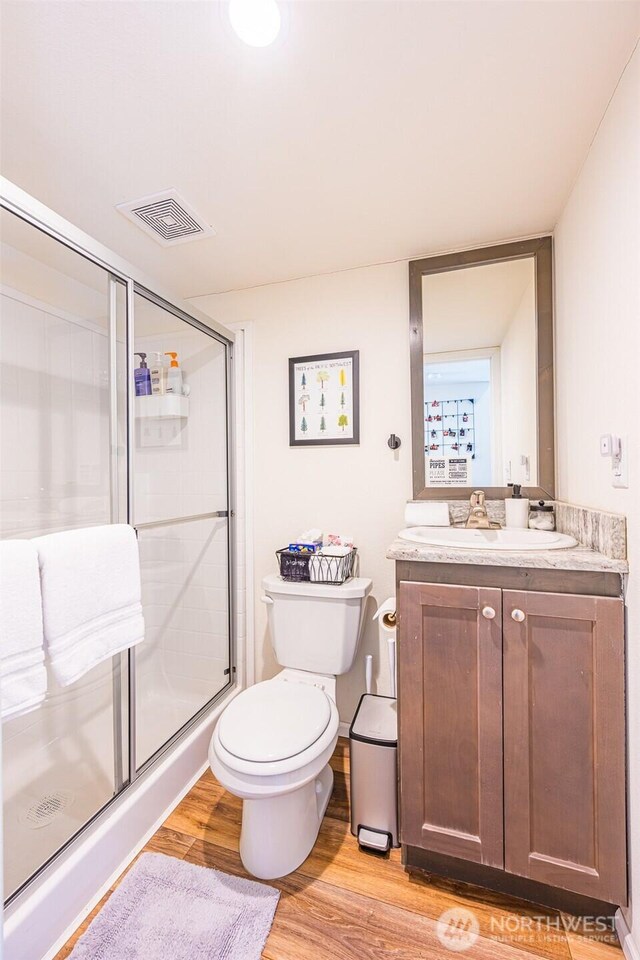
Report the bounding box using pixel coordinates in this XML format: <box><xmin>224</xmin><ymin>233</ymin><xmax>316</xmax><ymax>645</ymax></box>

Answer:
<box><xmin>164</xmin><ymin>352</ymin><xmax>183</xmax><ymax>396</ymax></box>
<box><xmin>134</xmin><ymin>353</ymin><xmax>152</xmax><ymax>397</ymax></box>
<box><xmin>505</xmin><ymin>483</ymin><xmax>529</xmax><ymax>529</ymax></box>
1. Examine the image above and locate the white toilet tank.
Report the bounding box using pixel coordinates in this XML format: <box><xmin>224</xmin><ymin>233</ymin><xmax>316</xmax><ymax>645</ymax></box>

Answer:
<box><xmin>262</xmin><ymin>574</ymin><xmax>373</xmax><ymax>675</ymax></box>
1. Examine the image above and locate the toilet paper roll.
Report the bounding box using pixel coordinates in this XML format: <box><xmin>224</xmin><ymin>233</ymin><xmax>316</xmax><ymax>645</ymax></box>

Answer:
<box><xmin>373</xmin><ymin>597</ymin><xmax>397</xmax><ymax>634</ymax></box>
<box><xmin>404</xmin><ymin>501</ymin><xmax>450</xmax><ymax>527</ymax></box>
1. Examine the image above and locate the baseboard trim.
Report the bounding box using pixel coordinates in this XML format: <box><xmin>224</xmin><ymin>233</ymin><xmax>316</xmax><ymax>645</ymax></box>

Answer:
<box><xmin>404</xmin><ymin>845</ymin><xmax>618</xmax><ymax>919</ymax></box>
<box><xmin>616</xmin><ymin>909</ymin><xmax>640</xmax><ymax>960</ymax></box>
<box><xmin>338</xmin><ymin>721</ymin><xmax>350</xmax><ymax>739</ymax></box>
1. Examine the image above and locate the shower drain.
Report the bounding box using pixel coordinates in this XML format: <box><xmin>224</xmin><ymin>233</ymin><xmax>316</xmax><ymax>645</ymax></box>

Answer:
<box><xmin>20</xmin><ymin>790</ymin><xmax>74</xmax><ymax>829</ymax></box>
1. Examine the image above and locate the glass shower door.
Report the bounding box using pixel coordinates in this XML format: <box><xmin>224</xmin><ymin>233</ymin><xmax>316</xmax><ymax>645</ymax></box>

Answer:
<box><xmin>0</xmin><ymin>207</ymin><xmax>129</xmax><ymax>900</ymax></box>
<box><xmin>132</xmin><ymin>291</ymin><xmax>231</xmax><ymax>769</ymax></box>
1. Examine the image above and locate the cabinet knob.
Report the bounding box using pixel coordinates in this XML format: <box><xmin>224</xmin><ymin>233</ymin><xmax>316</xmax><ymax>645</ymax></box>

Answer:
<box><xmin>482</xmin><ymin>606</ymin><xmax>496</xmax><ymax>620</ymax></box>
<box><xmin>511</xmin><ymin>609</ymin><xmax>526</xmax><ymax>622</ymax></box>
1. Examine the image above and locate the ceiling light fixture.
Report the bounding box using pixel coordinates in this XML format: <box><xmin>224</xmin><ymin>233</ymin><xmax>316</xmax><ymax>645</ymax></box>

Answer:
<box><xmin>228</xmin><ymin>0</ymin><xmax>281</xmax><ymax>47</ymax></box>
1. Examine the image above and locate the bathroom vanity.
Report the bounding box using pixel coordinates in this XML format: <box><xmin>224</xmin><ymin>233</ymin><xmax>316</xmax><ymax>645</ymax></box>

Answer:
<box><xmin>389</xmin><ymin>524</ymin><xmax>628</xmax><ymax>911</ymax></box>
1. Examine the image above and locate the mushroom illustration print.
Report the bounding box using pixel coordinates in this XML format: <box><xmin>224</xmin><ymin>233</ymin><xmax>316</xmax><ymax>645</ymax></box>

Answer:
<box><xmin>339</xmin><ymin>368</ymin><xmax>347</xmax><ymax>387</ymax></box>
<box><xmin>338</xmin><ymin>413</ymin><xmax>349</xmax><ymax>432</ymax></box>
<box><xmin>317</xmin><ymin>370</ymin><xmax>329</xmax><ymax>391</ymax></box>
<box><xmin>340</xmin><ymin>391</ymin><xmax>345</xmax><ymax>409</ymax></box>
<box><xmin>320</xmin><ymin>416</ymin><xmax>326</xmax><ymax>433</ymax></box>
<box><xmin>320</xmin><ymin>393</ymin><xmax>326</xmax><ymax>412</ymax></box>
<box><xmin>301</xmin><ymin>416</ymin><xmax>308</xmax><ymax>434</ymax></box>
<box><xmin>298</xmin><ymin>393</ymin><xmax>310</xmax><ymax>413</ymax></box>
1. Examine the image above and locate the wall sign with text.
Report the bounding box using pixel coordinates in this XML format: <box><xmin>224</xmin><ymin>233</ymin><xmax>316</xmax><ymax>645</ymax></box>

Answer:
<box><xmin>289</xmin><ymin>351</ymin><xmax>360</xmax><ymax>446</ymax></box>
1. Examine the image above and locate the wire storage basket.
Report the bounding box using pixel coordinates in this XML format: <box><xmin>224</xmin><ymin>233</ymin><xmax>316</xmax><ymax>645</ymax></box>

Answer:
<box><xmin>276</xmin><ymin>548</ymin><xmax>357</xmax><ymax>585</ymax></box>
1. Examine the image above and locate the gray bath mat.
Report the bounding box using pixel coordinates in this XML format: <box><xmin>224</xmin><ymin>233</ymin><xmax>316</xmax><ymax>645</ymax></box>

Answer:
<box><xmin>69</xmin><ymin>851</ymin><xmax>280</xmax><ymax>960</ymax></box>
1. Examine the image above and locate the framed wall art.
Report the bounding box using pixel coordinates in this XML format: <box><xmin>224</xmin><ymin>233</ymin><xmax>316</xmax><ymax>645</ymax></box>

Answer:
<box><xmin>289</xmin><ymin>350</ymin><xmax>360</xmax><ymax>446</ymax></box>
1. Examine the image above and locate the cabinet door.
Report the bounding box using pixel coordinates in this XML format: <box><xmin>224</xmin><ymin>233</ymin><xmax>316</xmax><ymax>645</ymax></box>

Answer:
<box><xmin>503</xmin><ymin>590</ymin><xmax>626</xmax><ymax>904</ymax></box>
<box><xmin>398</xmin><ymin>581</ymin><xmax>504</xmax><ymax>867</ymax></box>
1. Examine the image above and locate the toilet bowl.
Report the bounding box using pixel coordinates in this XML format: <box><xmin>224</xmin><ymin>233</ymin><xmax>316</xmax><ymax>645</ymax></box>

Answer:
<box><xmin>210</xmin><ymin>670</ymin><xmax>340</xmax><ymax>878</ymax></box>
<box><xmin>209</xmin><ymin>573</ymin><xmax>372</xmax><ymax>879</ymax></box>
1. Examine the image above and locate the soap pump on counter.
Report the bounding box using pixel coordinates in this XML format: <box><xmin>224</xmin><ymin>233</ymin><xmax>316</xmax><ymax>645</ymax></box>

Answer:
<box><xmin>505</xmin><ymin>483</ymin><xmax>529</xmax><ymax>529</ymax></box>
<box><xmin>164</xmin><ymin>352</ymin><xmax>183</xmax><ymax>395</ymax></box>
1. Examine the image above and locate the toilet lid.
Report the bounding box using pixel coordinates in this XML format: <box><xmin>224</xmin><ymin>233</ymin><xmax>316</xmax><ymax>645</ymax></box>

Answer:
<box><xmin>218</xmin><ymin>681</ymin><xmax>332</xmax><ymax>763</ymax></box>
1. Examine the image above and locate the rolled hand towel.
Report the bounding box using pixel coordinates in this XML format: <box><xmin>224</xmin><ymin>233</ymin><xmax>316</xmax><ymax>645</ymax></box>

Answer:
<box><xmin>0</xmin><ymin>540</ymin><xmax>47</xmax><ymax>719</ymax></box>
<box><xmin>34</xmin><ymin>524</ymin><xmax>145</xmax><ymax>687</ymax></box>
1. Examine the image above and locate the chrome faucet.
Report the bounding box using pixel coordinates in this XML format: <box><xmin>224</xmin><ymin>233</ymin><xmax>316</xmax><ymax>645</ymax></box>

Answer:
<box><xmin>465</xmin><ymin>490</ymin><xmax>496</xmax><ymax>529</ymax></box>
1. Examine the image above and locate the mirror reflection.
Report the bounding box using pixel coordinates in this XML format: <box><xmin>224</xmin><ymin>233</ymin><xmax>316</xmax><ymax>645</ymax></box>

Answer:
<box><xmin>423</xmin><ymin>257</ymin><xmax>537</xmax><ymax>489</ymax></box>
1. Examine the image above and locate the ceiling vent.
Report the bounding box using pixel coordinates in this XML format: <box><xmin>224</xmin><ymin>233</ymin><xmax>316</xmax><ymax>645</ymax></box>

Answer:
<box><xmin>116</xmin><ymin>190</ymin><xmax>216</xmax><ymax>247</ymax></box>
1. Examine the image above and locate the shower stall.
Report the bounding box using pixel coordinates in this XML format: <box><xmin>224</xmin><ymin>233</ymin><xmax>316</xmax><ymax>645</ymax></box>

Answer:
<box><xmin>0</xmin><ymin>180</ymin><xmax>236</xmax><ymax>918</ymax></box>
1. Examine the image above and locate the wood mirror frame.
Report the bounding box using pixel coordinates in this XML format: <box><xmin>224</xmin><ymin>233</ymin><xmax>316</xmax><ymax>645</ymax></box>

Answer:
<box><xmin>410</xmin><ymin>236</ymin><xmax>554</xmax><ymax>500</ymax></box>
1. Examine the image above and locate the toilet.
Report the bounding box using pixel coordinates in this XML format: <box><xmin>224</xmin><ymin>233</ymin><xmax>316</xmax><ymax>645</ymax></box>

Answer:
<box><xmin>209</xmin><ymin>572</ymin><xmax>372</xmax><ymax>879</ymax></box>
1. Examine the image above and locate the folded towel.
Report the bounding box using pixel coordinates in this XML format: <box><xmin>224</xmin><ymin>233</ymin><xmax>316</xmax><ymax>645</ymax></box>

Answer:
<box><xmin>404</xmin><ymin>501</ymin><xmax>451</xmax><ymax>527</ymax></box>
<box><xmin>0</xmin><ymin>540</ymin><xmax>47</xmax><ymax>719</ymax></box>
<box><xmin>34</xmin><ymin>524</ymin><xmax>145</xmax><ymax>687</ymax></box>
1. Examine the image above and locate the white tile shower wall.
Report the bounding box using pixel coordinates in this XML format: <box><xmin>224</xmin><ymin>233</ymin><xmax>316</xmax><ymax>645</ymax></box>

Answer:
<box><xmin>136</xmin><ymin>519</ymin><xmax>229</xmax><ymax>695</ymax></box>
<box><xmin>0</xmin><ymin>289</ymin><xmax>111</xmax><ymax>538</ymax></box>
<box><xmin>134</xmin><ymin>330</ymin><xmax>227</xmax><ymax>525</ymax></box>
<box><xmin>133</xmin><ymin>330</ymin><xmax>231</xmax><ymax>707</ymax></box>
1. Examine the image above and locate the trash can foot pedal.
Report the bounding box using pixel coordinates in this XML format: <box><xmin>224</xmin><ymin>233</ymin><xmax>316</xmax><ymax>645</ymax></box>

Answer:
<box><xmin>357</xmin><ymin>827</ymin><xmax>392</xmax><ymax>853</ymax></box>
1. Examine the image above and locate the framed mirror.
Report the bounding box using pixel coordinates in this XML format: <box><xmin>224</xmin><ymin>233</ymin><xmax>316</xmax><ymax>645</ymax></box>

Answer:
<box><xmin>409</xmin><ymin>237</ymin><xmax>554</xmax><ymax>499</ymax></box>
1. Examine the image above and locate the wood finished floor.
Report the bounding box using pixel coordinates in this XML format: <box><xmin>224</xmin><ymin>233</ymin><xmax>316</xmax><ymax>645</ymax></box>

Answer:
<box><xmin>56</xmin><ymin>739</ymin><xmax>623</xmax><ymax>960</ymax></box>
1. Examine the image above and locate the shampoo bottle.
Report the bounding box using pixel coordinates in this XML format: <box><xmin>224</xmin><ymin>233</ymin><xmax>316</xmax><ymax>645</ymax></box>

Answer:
<box><xmin>505</xmin><ymin>484</ymin><xmax>529</xmax><ymax>529</ymax></box>
<box><xmin>164</xmin><ymin>352</ymin><xmax>183</xmax><ymax>395</ymax></box>
<box><xmin>149</xmin><ymin>351</ymin><xmax>166</xmax><ymax>396</ymax></box>
<box><xmin>134</xmin><ymin>353</ymin><xmax>151</xmax><ymax>397</ymax></box>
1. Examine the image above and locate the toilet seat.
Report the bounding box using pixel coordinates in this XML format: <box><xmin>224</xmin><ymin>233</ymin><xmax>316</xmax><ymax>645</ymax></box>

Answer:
<box><xmin>218</xmin><ymin>680</ymin><xmax>331</xmax><ymax>763</ymax></box>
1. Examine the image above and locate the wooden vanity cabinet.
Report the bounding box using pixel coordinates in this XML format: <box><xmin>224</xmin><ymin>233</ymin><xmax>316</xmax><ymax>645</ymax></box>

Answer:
<box><xmin>399</xmin><ymin>582</ymin><xmax>504</xmax><ymax>868</ymax></box>
<box><xmin>398</xmin><ymin>580</ymin><xmax>627</xmax><ymax>906</ymax></box>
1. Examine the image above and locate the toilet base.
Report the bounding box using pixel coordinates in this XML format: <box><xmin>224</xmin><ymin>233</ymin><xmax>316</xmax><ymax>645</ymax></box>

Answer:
<box><xmin>239</xmin><ymin>763</ymin><xmax>334</xmax><ymax>879</ymax></box>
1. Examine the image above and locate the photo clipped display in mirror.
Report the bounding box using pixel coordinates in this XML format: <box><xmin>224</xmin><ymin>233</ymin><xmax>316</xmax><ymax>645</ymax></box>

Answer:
<box><xmin>423</xmin><ymin>257</ymin><xmax>537</xmax><ymax>489</ymax></box>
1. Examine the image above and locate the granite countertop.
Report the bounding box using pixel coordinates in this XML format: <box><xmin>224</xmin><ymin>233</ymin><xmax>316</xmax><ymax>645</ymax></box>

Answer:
<box><xmin>386</xmin><ymin>537</ymin><xmax>628</xmax><ymax>574</ymax></box>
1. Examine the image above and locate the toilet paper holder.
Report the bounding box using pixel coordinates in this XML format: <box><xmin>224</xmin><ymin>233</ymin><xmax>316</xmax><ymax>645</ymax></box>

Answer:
<box><xmin>372</xmin><ymin>598</ymin><xmax>397</xmax><ymax>698</ymax></box>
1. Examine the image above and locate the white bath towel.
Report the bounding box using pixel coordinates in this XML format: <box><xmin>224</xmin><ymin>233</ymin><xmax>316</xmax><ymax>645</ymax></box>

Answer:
<box><xmin>34</xmin><ymin>524</ymin><xmax>145</xmax><ymax>686</ymax></box>
<box><xmin>0</xmin><ymin>540</ymin><xmax>47</xmax><ymax>719</ymax></box>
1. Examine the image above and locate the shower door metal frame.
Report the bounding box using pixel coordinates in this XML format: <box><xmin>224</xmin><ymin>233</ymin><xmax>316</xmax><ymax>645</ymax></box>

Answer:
<box><xmin>0</xmin><ymin>176</ymin><xmax>237</xmax><ymax>906</ymax></box>
<box><xmin>127</xmin><ymin>283</ymin><xmax>236</xmax><ymax>779</ymax></box>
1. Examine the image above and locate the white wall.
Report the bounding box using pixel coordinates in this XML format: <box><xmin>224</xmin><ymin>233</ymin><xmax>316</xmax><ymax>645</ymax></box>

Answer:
<box><xmin>192</xmin><ymin>261</ymin><xmax>412</xmax><ymax>722</ymax></box>
<box><xmin>554</xmin><ymin>41</ymin><xmax>640</xmax><ymax>932</ymax></box>
<box><xmin>0</xmin><ymin>287</ymin><xmax>111</xmax><ymax>539</ymax></box>
<box><xmin>500</xmin><ymin>278</ymin><xmax>537</xmax><ymax>486</ymax></box>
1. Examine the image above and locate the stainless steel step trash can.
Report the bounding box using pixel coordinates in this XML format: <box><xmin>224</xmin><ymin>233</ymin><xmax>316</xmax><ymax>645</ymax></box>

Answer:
<box><xmin>349</xmin><ymin>693</ymin><xmax>399</xmax><ymax>852</ymax></box>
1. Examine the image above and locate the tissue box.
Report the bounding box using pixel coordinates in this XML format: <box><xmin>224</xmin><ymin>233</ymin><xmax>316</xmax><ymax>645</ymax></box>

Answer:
<box><xmin>324</xmin><ymin>533</ymin><xmax>354</xmax><ymax>548</ymax></box>
<box><xmin>287</xmin><ymin>542</ymin><xmax>319</xmax><ymax>554</ymax></box>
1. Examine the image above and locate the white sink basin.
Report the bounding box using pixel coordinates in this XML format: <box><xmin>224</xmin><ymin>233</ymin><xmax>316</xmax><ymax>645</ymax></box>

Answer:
<box><xmin>398</xmin><ymin>526</ymin><xmax>578</xmax><ymax>551</ymax></box>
